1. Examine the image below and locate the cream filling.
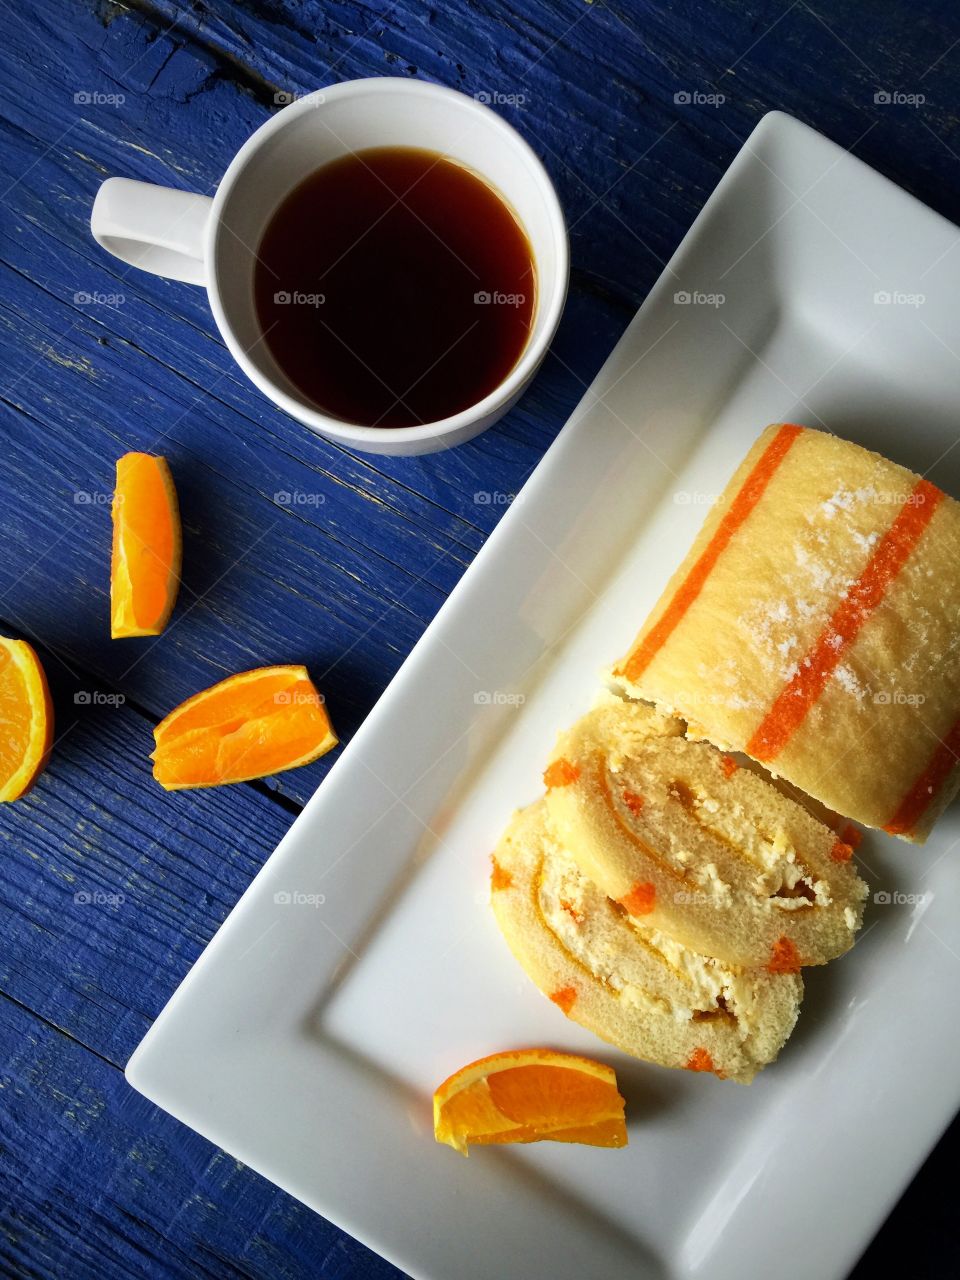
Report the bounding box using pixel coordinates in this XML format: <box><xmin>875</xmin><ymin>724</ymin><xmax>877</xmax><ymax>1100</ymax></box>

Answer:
<box><xmin>537</xmin><ymin>843</ymin><xmax>757</xmax><ymax>1033</ymax></box>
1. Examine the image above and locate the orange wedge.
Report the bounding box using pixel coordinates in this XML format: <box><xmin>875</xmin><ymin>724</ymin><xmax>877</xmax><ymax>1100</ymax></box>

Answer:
<box><xmin>433</xmin><ymin>1048</ymin><xmax>627</xmax><ymax>1156</ymax></box>
<box><xmin>151</xmin><ymin>664</ymin><xmax>337</xmax><ymax>790</ymax></box>
<box><xmin>111</xmin><ymin>452</ymin><xmax>182</xmax><ymax>638</ymax></box>
<box><xmin>0</xmin><ymin>637</ymin><xmax>53</xmax><ymax>802</ymax></box>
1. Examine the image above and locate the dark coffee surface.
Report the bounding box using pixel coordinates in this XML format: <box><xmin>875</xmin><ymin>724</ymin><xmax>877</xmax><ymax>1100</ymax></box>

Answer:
<box><xmin>255</xmin><ymin>146</ymin><xmax>535</xmax><ymax>428</ymax></box>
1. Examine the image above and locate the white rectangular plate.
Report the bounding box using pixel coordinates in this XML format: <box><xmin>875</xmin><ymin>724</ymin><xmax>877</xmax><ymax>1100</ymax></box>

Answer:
<box><xmin>128</xmin><ymin>111</ymin><xmax>960</xmax><ymax>1280</ymax></box>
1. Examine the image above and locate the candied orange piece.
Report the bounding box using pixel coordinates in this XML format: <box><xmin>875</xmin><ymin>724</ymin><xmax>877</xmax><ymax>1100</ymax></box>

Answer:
<box><xmin>151</xmin><ymin>664</ymin><xmax>336</xmax><ymax>790</ymax></box>
<box><xmin>490</xmin><ymin>855</ymin><xmax>514</xmax><ymax>891</ymax></box>
<box><xmin>543</xmin><ymin>758</ymin><xmax>580</xmax><ymax>789</ymax></box>
<box><xmin>550</xmin><ymin>985</ymin><xmax>578</xmax><ymax>1014</ymax></box>
<box><xmin>433</xmin><ymin>1048</ymin><xmax>627</xmax><ymax>1156</ymax></box>
<box><xmin>619</xmin><ymin>881</ymin><xmax>657</xmax><ymax>916</ymax></box>
<box><xmin>0</xmin><ymin>637</ymin><xmax>53</xmax><ymax>802</ymax></box>
<box><xmin>621</xmin><ymin>788</ymin><xmax>645</xmax><ymax>815</ymax></box>
<box><xmin>767</xmin><ymin>935</ymin><xmax>802</xmax><ymax>974</ymax></box>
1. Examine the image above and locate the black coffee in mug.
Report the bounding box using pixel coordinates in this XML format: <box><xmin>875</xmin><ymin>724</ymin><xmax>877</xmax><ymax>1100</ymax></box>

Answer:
<box><xmin>254</xmin><ymin>146</ymin><xmax>536</xmax><ymax>429</ymax></box>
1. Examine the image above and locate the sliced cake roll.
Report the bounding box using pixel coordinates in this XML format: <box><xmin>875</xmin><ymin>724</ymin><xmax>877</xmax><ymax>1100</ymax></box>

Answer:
<box><xmin>491</xmin><ymin>801</ymin><xmax>803</xmax><ymax>1084</ymax></box>
<box><xmin>543</xmin><ymin>695</ymin><xmax>868</xmax><ymax>969</ymax></box>
<box><xmin>611</xmin><ymin>423</ymin><xmax>960</xmax><ymax>842</ymax></box>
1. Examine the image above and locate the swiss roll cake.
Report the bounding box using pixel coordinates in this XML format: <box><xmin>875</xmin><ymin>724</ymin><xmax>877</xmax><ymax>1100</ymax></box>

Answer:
<box><xmin>491</xmin><ymin>801</ymin><xmax>803</xmax><ymax>1084</ymax></box>
<box><xmin>612</xmin><ymin>424</ymin><xmax>960</xmax><ymax>842</ymax></box>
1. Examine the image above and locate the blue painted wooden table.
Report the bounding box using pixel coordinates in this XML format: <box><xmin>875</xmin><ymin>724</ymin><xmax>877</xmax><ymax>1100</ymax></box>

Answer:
<box><xmin>2</xmin><ymin>2</ymin><xmax>959</xmax><ymax>1276</ymax></box>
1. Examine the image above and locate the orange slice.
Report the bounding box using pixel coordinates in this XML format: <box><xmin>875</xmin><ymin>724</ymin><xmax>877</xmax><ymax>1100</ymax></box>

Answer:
<box><xmin>0</xmin><ymin>637</ymin><xmax>53</xmax><ymax>802</ymax></box>
<box><xmin>433</xmin><ymin>1048</ymin><xmax>627</xmax><ymax>1156</ymax></box>
<box><xmin>111</xmin><ymin>452</ymin><xmax>182</xmax><ymax>638</ymax></box>
<box><xmin>151</xmin><ymin>664</ymin><xmax>337</xmax><ymax>790</ymax></box>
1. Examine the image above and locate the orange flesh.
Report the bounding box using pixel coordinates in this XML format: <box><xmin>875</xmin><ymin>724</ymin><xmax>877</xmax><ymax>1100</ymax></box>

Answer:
<box><xmin>721</xmin><ymin>755</ymin><xmax>738</xmax><ymax>779</ymax></box>
<box><xmin>151</xmin><ymin>665</ymin><xmax>336</xmax><ymax>789</ymax></box>
<box><xmin>0</xmin><ymin>639</ymin><xmax>53</xmax><ymax>801</ymax></box>
<box><xmin>111</xmin><ymin>453</ymin><xmax>182</xmax><ymax>638</ymax></box>
<box><xmin>434</xmin><ymin>1050</ymin><xmax>626</xmax><ymax>1154</ymax></box>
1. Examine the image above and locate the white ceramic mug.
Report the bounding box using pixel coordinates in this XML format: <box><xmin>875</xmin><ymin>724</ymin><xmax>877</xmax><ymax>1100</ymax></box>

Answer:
<box><xmin>90</xmin><ymin>78</ymin><xmax>568</xmax><ymax>456</ymax></box>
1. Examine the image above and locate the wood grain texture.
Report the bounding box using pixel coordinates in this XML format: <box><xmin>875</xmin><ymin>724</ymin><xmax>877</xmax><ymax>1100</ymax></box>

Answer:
<box><xmin>2</xmin><ymin>0</ymin><xmax>960</xmax><ymax>1277</ymax></box>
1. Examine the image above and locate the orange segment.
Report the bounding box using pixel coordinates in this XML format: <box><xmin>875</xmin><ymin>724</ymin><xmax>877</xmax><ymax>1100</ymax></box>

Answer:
<box><xmin>433</xmin><ymin>1048</ymin><xmax>627</xmax><ymax>1156</ymax></box>
<box><xmin>151</xmin><ymin>664</ymin><xmax>337</xmax><ymax>790</ymax></box>
<box><xmin>0</xmin><ymin>638</ymin><xmax>53</xmax><ymax>802</ymax></box>
<box><xmin>111</xmin><ymin>452</ymin><xmax>182</xmax><ymax>638</ymax></box>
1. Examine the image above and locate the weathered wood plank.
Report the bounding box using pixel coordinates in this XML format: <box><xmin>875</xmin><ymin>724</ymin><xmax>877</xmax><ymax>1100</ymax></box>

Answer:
<box><xmin>0</xmin><ymin>632</ymin><xmax>291</xmax><ymax>1064</ymax></box>
<box><xmin>3</xmin><ymin>0</ymin><xmax>960</xmax><ymax>1278</ymax></box>
<box><xmin>0</xmin><ymin>992</ymin><xmax>403</xmax><ymax>1280</ymax></box>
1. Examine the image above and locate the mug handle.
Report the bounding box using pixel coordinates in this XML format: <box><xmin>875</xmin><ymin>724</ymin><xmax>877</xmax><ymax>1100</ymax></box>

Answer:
<box><xmin>91</xmin><ymin>177</ymin><xmax>213</xmax><ymax>285</ymax></box>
